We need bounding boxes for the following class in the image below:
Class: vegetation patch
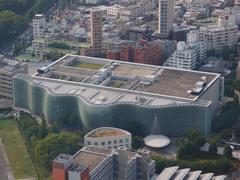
[0,118,36,179]
[70,61,104,70]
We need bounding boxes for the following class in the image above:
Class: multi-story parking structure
[13,54,224,137]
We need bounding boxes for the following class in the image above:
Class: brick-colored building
[120,44,134,62]
[106,49,121,60]
[134,40,163,65]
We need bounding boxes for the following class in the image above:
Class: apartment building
[165,41,197,70]
[187,31,207,65]
[52,146,155,180]
[197,15,238,52]
[0,55,27,100]
[32,14,46,39]
[90,8,103,57]
[158,0,174,38]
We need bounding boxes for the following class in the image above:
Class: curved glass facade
[13,78,212,137]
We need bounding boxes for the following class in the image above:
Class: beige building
[158,0,174,38]
[197,16,238,52]
[84,127,132,150]
[32,14,46,40]
[90,8,103,57]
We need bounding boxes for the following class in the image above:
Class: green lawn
[70,61,104,70]
[16,54,42,62]
[0,118,37,179]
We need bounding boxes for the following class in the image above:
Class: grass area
[70,61,104,70]
[0,118,37,179]
[46,47,76,54]
[111,80,123,88]
[16,54,41,62]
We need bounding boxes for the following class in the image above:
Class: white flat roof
[144,134,170,148]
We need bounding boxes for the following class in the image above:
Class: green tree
[45,50,64,61]
[209,143,217,155]
[50,123,61,133]
[224,145,232,159]
[126,121,146,137]
[132,136,144,150]
[234,80,240,90]
[34,132,80,171]
[48,42,71,49]
[235,128,240,139]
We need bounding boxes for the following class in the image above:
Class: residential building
[128,26,153,41]
[32,14,46,39]
[187,31,207,65]
[235,0,240,5]
[13,54,224,137]
[103,38,134,54]
[90,8,103,57]
[165,41,197,70]
[120,44,134,62]
[52,146,155,180]
[107,49,121,60]
[158,0,174,38]
[0,55,27,100]
[84,127,132,150]
[134,40,163,65]
[197,16,238,53]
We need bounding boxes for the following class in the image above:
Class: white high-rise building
[158,0,174,38]
[187,31,207,65]
[32,14,46,39]
[90,8,103,57]
[165,41,197,70]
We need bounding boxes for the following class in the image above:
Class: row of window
[87,138,129,146]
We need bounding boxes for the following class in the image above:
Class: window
[125,138,128,143]
[87,141,92,145]
[114,140,117,144]
[101,142,105,146]
[119,139,123,143]
[108,141,111,145]
[94,142,98,146]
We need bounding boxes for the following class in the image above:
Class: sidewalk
[0,138,15,180]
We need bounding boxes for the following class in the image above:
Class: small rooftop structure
[85,127,131,138]
[144,134,170,148]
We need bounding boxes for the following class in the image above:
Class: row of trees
[153,155,232,175]
[0,0,75,50]
[0,0,35,15]
[48,42,71,49]
[207,45,236,61]
[0,11,27,48]
[212,98,239,132]
[17,113,81,178]
[176,130,206,159]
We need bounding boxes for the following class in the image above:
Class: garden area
[70,61,104,70]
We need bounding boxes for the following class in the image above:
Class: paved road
[0,139,14,180]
